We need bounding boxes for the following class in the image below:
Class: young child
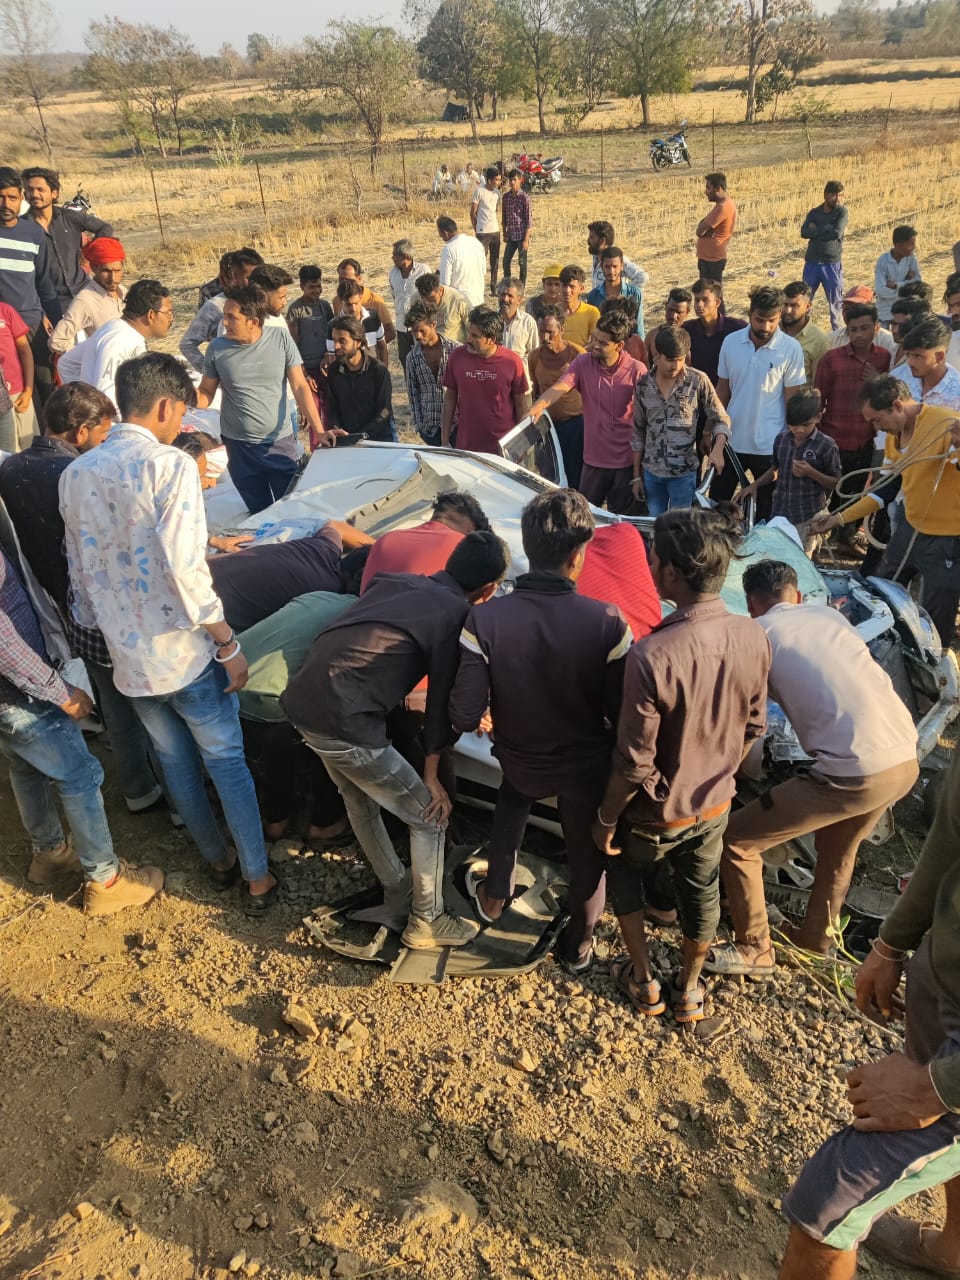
[739,387,841,554]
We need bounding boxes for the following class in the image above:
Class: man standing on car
[440,306,527,457]
[801,179,847,330]
[500,169,532,290]
[707,559,919,978]
[695,172,737,285]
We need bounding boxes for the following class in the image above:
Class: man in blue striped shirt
[0,166,61,407]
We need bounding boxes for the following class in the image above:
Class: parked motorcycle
[64,187,93,214]
[514,152,564,193]
[649,122,691,171]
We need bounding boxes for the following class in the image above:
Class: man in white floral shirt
[60,353,277,916]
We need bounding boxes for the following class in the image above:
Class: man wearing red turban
[50,237,127,358]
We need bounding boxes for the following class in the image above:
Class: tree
[413,0,503,144]
[727,0,824,124]
[0,0,58,159]
[829,0,882,44]
[615,0,711,126]
[84,20,203,157]
[217,43,244,83]
[497,0,562,135]
[246,33,272,66]
[287,25,414,172]
[555,0,618,124]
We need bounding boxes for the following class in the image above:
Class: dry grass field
[0,64,957,1280]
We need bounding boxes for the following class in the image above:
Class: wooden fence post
[148,169,166,246]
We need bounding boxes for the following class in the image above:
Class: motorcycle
[649,121,691,171]
[64,187,93,214]
[514,152,564,194]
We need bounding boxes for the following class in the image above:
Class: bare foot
[248,873,277,896]
[306,820,350,842]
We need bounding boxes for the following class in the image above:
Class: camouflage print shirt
[631,365,729,478]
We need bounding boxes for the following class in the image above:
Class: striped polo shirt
[0,219,58,327]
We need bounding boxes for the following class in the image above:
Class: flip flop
[611,954,666,1016]
[465,868,499,925]
[703,941,777,981]
[864,1215,960,1278]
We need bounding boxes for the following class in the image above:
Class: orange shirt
[696,197,737,262]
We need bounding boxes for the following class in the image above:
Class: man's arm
[324,519,375,550]
[631,384,647,483]
[373,297,396,346]
[288,365,340,446]
[622,257,648,288]
[530,373,576,421]
[793,459,838,491]
[34,236,62,324]
[195,374,220,409]
[180,304,220,372]
[13,334,34,413]
[470,195,480,231]
[521,194,532,248]
[448,621,491,734]
[77,209,113,238]
[593,654,660,854]
[375,336,389,366]
[695,204,723,238]
[438,245,451,287]
[0,599,72,708]
[440,386,458,446]
[353,362,392,438]
[715,376,731,409]
[512,390,528,424]
[48,296,84,354]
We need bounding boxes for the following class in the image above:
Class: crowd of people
[1,158,960,1280]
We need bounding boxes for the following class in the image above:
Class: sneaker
[401,912,479,950]
[27,843,81,886]
[83,861,164,915]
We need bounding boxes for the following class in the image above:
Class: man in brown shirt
[593,509,771,1023]
[528,304,585,487]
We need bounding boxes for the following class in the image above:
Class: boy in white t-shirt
[470,167,502,296]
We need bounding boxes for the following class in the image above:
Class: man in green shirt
[779,745,960,1280]
[238,582,358,846]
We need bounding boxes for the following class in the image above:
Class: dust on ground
[0,722,944,1280]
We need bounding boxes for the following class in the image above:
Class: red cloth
[442,344,527,455]
[578,523,661,641]
[360,520,464,594]
[0,302,29,395]
[81,237,125,265]
[815,343,891,452]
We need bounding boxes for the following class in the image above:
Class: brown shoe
[83,861,164,915]
[27,842,81,886]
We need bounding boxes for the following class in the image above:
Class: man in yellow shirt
[812,374,960,645]
[560,265,600,348]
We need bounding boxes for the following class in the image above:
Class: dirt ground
[0,742,943,1280]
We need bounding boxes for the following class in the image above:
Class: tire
[683,147,692,166]
[651,151,669,171]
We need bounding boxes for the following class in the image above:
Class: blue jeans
[643,469,697,517]
[132,662,268,882]
[299,731,446,921]
[802,261,844,330]
[86,660,162,809]
[0,702,118,883]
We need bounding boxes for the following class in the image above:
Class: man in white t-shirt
[710,283,806,521]
[56,279,174,408]
[436,215,486,307]
[470,166,502,296]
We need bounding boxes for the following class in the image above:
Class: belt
[635,801,731,833]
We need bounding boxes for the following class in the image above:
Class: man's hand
[60,685,94,721]
[307,375,319,393]
[221,650,249,694]
[847,1053,946,1132]
[630,475,645,499]
[947,419,960,450]
[737,481,757,504]
[708,440,727,474]
[477,710,494,737]
[591,818,621,857]
[809,510,841,534]
[855,945,905,1023]
[13,388,32,413]
[792,458,814,478]
[421,777,452,825]
[315,428,347,448]
[208,534,254,554]
[42,316,52,335]
[529,401,545,423]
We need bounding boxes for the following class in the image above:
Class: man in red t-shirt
[0,301,36,454]
[441,305,528,455]
[360,491,491,593]
[578,522,661,641]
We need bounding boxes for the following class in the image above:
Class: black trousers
[880,522,960,648]
[709,451,774,522]
[503,241,528,287]
[241,719,345,828]
[29,322,55,410]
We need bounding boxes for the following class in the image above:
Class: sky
[54,0,849,57]
[54,0,408,56]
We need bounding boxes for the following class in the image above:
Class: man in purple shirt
[683,278,747,386]
[592,508,771,1025]
[0,549,162,914]
[530,308,646,514]
[450,489,632,972]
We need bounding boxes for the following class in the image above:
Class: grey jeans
[300,732,446,921]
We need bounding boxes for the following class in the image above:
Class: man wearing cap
[49,239,127,356]
[828,286,898,357]
[526,264,564,323]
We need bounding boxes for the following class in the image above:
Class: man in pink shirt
[359,491,491,593]
[530,308,646,513]
[441,306,528,456]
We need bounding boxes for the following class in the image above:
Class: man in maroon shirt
[359,491,491,593]
[440,306,528,455]
[814,301,890,537]
[592,508,770,1024]
[450,490,632,971]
